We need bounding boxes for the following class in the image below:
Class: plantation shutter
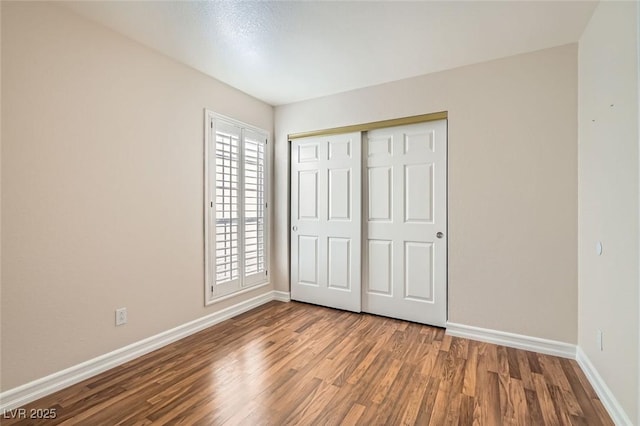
[243,130,267,285]
[214,121,242,294]
[209,116,268,300]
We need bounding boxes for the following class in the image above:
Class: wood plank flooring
[2,301,612,425]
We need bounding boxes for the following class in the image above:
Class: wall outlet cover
[115,308,127,326]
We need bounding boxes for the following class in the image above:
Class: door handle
[436,232,444,239]
[292,226,298,232]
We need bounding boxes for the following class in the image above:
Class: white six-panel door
[363,120,447,326]
[290,132,362,312]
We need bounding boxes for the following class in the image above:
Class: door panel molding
[363,120,447,326]
[290,132,362,312]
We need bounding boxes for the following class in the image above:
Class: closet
[290,117,447,326]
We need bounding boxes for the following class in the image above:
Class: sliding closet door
[364,120,447,326]
[290,132,362,312]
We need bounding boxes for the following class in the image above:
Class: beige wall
[1,2,274,391]
[275,44,578,343]
[577,1,639,423]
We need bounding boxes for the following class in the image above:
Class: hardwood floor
[3,301,612,425]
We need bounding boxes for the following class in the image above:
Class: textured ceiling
[62,1,598,106]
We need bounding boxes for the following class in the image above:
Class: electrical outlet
[115,308,127,326]
[597,329,603,351]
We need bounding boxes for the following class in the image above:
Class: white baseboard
[446,321,576,359]
[0,290,288,412]
[576,347,633,426]
[273,290,291,302]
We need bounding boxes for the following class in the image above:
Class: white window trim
[204,109,270,306]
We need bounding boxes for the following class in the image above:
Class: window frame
[204,110,270,305]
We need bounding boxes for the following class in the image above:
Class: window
[205,112,268,303]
